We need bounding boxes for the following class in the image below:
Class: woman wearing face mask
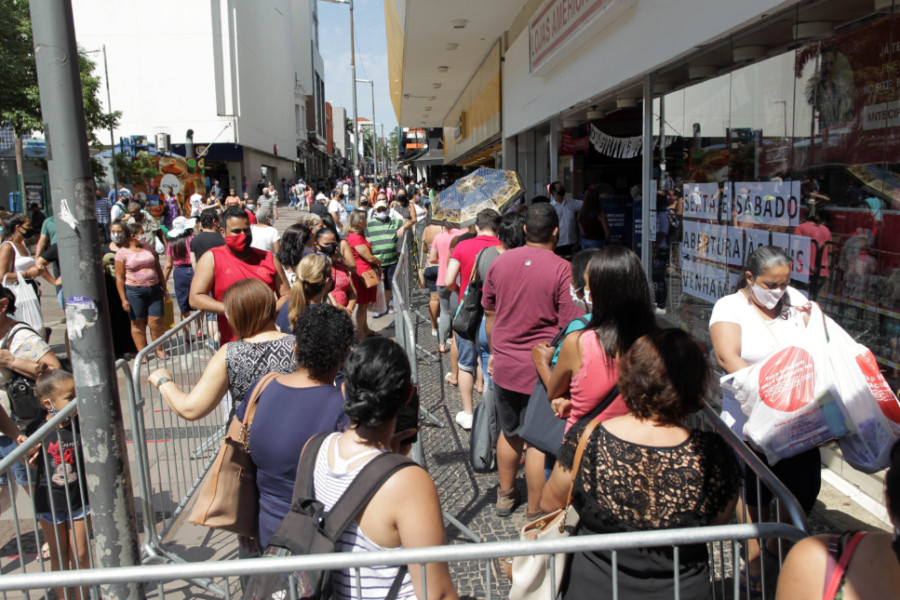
[709,244,813,594]
[533,246,658,435]
[315,228,357,318]
[0,214,56,332]
[101,220,139,358]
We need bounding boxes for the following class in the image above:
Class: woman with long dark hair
[578,188,611,249]
[535,245,657,433]
[0,213,56,333]
[275,223,311,286]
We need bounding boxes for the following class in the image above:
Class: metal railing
[0,522,807,599]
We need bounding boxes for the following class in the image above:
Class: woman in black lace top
[542,329,741,599]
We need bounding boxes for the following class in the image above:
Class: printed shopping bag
[4,272,43,333]
[723,304,853,464]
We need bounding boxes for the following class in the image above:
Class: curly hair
[619,329,709,425]
[342,337,411,429]
[294,303,356,382]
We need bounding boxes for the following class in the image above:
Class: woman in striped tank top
[313,337,458,600]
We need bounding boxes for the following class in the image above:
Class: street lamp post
[83,46,118,197]
[320,0,361,203]
[356,78,375,178]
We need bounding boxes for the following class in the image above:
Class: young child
[32,370,91,600]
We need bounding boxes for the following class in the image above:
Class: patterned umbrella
[430,167,524,228]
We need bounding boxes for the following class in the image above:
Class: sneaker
[654,306,667,315]
[455,411,473,430]
[431,328,438,337]
[496,487,520,517]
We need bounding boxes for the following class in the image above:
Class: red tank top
[210,246,278,343]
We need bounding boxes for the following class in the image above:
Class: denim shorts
[0,434,35,486]
[37,504,91,524]
[456,335,477,373]
[381,262,398,292]
[125,284,164,320]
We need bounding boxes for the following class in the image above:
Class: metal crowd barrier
[0,522,807,599]
[127,312,225,595]
[0,360,133,600]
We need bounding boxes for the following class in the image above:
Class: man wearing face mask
[366,197,413,317]
[391,189,417,225]
[189,206,290,344]
[549,181,582,258]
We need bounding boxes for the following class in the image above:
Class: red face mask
[225,232,251,254]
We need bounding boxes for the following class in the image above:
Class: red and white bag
[722,304,853,465]
[820,315,900,473]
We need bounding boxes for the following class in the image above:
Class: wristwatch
[155,377,171,388]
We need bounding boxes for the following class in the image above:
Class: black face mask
[319,244,337,256]
[19,226,33,237]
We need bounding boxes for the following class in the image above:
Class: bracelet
[155,377,171,388]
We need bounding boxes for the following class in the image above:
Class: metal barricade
[0,522,808,599]
[126,311,225,595]
[0,360,131,600]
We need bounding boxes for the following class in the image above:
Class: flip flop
[371,311,386,318]
[155,352,171,361]
[739,570,763,597]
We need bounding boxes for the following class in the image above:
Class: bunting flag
[588,124,674,159]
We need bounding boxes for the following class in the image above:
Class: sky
[318,0,399,139]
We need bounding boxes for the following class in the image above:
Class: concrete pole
[28,2,144,598]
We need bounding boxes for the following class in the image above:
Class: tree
[0,0,121,204]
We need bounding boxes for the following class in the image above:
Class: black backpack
[244,433,416,600]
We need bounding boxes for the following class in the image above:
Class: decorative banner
[588,124,675,159]
[681,258,731,304]
[733,180,802,228]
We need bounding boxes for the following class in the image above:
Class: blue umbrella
[431,167,524,227]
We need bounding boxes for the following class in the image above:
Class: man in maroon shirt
[444,209,502,430]
[483,203,582,517]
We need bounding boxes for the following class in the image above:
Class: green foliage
[0,0,121,180]
[131,152,159,189]
[113,152,135,186]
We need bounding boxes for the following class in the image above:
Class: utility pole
[29,2,144,599]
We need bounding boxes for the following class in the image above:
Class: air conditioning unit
[155,133,170,153]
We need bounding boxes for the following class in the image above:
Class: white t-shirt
[328,198,347,228]
[189,193,204,217]
[709,286,809,435]
[249,225,281,254]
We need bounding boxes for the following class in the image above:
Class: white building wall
[503,0,796,138]
[72,0,306,163]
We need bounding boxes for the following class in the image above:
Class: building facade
[389,0,900,498]
[72,0,328,191]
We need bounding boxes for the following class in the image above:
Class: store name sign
[529,0,635,72]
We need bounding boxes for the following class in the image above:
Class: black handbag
[452,249,489,341]
[518,317,589,456]
[1,323,42,423]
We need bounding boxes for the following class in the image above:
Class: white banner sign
[681,259,731,304]
[733,181,803,228]
[682,220,744,266]
[683,182,732,222]
[745,227,771,258]
[727,226,745,267]
[771,231,812,284]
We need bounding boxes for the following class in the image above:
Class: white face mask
[583,288,593,313]
[110,232,123,243]
[375,211,388,221]
[750,282,786,310]
[570,283,588,313]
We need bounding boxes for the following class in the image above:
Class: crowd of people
[0,173,896,600]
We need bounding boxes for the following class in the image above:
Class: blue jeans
[477,317,491,388]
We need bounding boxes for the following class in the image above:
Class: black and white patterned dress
[225,336,296,412]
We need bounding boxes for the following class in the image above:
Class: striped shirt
[366,218,404,266]
[313,434,415,600]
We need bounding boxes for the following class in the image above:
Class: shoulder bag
[508,415,604,600]
[188,371,279,538]
[1,322,43,423]
[517,317,590,455]
[245,432,415,600]
[452,248,488,341]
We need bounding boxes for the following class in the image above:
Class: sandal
[155,352,171,361]
[445,372,458,387]
[739,569,763,597]
[371,311,386,318]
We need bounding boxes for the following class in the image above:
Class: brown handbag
[360,267,380,288]
[188,372,280,538]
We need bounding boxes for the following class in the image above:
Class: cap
[374,200,388,210]
[167,216,196,239]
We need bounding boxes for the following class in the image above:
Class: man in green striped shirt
[367,196,413,317]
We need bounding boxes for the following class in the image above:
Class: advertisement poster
[132,156,206,219]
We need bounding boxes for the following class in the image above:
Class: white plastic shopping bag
[371,281,387,314]
[722,304,852,464]
[4,272,43,333]
[821,315,900,473]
